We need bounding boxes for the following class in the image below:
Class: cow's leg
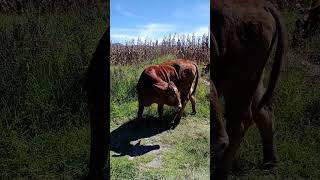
[232,119,252,171]
[158,104,164,120]
[211,82,228,163]
[253,81,278,168]
[137,101,144,120]
[214,101,249,179]
[255,107,277,169]
[253,81,278,169]
[190,94,196,115]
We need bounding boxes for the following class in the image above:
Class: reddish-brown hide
[160,59,199,125]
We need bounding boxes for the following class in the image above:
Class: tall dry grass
[110,33,210,65]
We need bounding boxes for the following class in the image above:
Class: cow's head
[153,81,182,109]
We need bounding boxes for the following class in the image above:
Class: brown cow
[136,64,182,121]
[210,0,288,179]
[160,59,199,118]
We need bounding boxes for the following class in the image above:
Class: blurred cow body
[210,0,288,179]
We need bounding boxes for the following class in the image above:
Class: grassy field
[110,56,210,179]
[0,10,106,179]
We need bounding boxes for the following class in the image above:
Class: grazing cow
[210,0,288,179]
[136,64,182,121]
[160,59,199,127]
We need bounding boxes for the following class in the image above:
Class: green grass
[0,12,104,179]
[0,126,91,179]
[110,56,210,179]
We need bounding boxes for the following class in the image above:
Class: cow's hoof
[191,111,196,115]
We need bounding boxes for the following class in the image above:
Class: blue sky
[110,0,209,43]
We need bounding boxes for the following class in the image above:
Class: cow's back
[137,65,161,104]
[160,59,198,100]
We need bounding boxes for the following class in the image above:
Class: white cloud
[115,4,142,18]
[178,26,209,38]
[193,26,209,36]
[111,34,138,40]
[111,23,176,43]
[139,23,175,38]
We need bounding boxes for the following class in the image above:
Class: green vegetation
[0,9,105,179]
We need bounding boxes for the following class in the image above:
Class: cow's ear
[172,64,180,72]
[172,64,181,79]
[153,83,167,94]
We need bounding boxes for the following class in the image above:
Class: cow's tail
[257,5,287,110]
[191,62,199,96]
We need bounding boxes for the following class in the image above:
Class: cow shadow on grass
[110,113,177,157]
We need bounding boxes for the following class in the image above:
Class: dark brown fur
[210,0,288,179]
